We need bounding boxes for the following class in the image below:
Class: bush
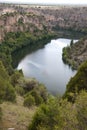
[28,97,78,130]
[0,107,2,121]
[2,81,16,102]
[24,78,38,92]
[0,60,9,80]
[15,86,25,96]
[64,61,87,102]
[16,77,40,94]
[76,91,87,130]
[34,84,48,102]
[0,61,16,102]
[11,70,23,87]
[24,82,47,106]
[24,95,35,107]
[30,90,43,105]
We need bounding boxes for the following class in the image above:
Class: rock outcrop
[0,4,87,41]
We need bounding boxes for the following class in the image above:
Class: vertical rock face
[0,4,87,42]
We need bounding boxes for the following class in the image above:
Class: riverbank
[62,36,87,69]
[0,31,56,74]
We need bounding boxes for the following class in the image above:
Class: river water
[17,38,77,95]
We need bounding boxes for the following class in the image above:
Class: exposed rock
[0,4,87,41]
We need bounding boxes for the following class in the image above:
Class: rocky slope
[0,4,87,41]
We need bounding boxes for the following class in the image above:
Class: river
[17,38,77,95]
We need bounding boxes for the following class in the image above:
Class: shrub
[0,107,2,121]
[16,77,39,94]
[0,60,9,80]
[64,61,87,102]
[29,97,78,130]
[24,78,38,92]
[3,81,16,102]
[11,70,23,87]
[30,90,43,105]
[24,83,48,106]
[24,95,35,107]
[34,84,48,102]
[28,98,60,130]
[0,61,16,102]
[15,86,25,96]
[76,91,87,130]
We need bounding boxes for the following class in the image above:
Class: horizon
[0,0,87,5]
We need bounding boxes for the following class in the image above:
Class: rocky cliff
[0,4,87,41]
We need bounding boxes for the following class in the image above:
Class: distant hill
[0,4,87,41]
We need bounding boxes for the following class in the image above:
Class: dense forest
[0,3,87,130]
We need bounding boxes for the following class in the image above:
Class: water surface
[17,38,77,95]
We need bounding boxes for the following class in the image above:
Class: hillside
[62,37,87,69]
[64,61,87,101]
[0,4,87,41]
[0,60,49,129]
[0,95,36,130]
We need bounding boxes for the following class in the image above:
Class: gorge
[0,3,87,130]
[17,38,77,95]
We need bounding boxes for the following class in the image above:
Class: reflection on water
[17,38,77,95]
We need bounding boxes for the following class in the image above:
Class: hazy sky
[0,0,87,4]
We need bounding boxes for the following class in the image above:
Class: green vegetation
[62,46,70,63]
[0,107,2,121]
[0,29,54,124]
[76,91,87,130]
[24,95,35,107]
[0,61,16,121]
[0,61,16,102]
[0,29,87,130]
[0,30,87,130]
[0,31,55,74]
[24,84,48,107]
[29,91,87,130]
[64,61,87,102]
[62,37,87,70]
[62,43,76,69]
[10,68,48,107]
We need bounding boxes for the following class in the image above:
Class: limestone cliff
[0,4,87,41]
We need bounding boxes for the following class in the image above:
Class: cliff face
[0,8,47,41]
[0,4,87,41]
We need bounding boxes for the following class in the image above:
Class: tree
[70,39,73,46]
[64,61,87,102]
[0,61,16,102]
[76,91,87,130]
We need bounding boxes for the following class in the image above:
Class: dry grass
[0,95,37,130]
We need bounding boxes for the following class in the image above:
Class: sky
[0,0,87,5]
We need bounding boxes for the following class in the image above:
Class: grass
[0,95,37,130]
